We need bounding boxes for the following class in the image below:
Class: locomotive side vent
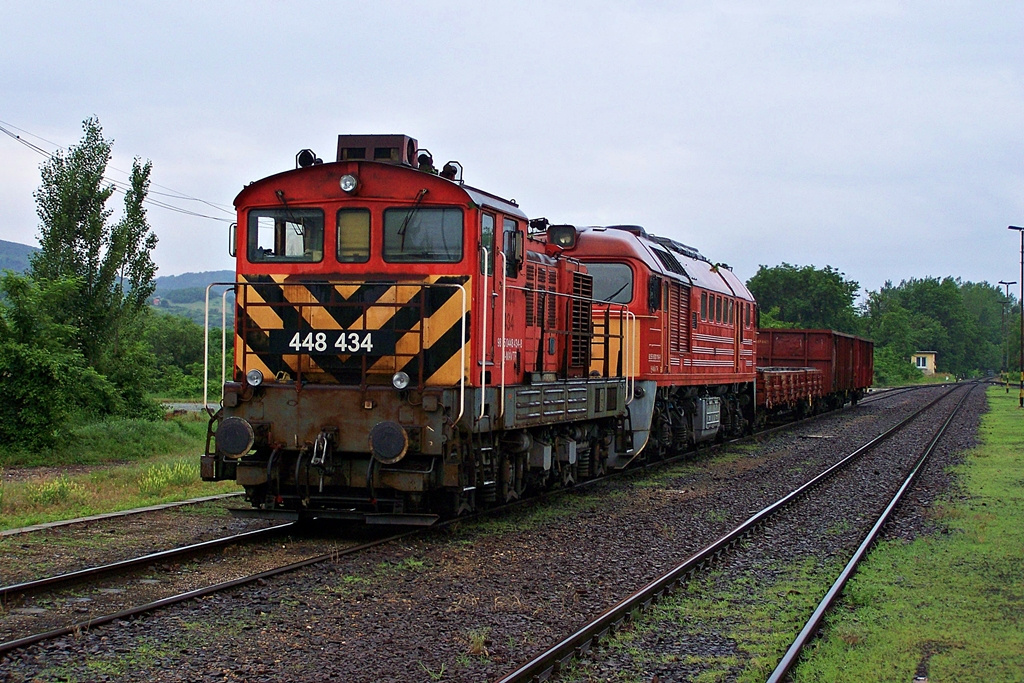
[526,264,536,326]
[545,268,556,329]
[669,284,691,354]
[570,272,593,368]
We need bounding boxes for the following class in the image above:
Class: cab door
[479,213,498,382]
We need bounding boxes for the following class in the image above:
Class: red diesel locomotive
[200,134,871,524]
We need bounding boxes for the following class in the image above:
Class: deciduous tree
[746,263,861,333]
[29,117,159,415]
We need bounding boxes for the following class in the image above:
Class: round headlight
[392,371,410,390]
[246,369,264,387]
[340,174,359,193]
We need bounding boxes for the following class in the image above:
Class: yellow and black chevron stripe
[235,274,471,387]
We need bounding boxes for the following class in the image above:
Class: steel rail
[0,528,420,658]
[493,383,963,683]
[0,523,294,603]
[766,382,976,682]
[856,383,937,405]
[0,492,244,538]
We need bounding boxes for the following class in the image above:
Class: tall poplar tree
[30,117,159,410]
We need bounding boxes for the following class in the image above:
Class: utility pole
[1008,227,1024,407]
[998,280,1015,390]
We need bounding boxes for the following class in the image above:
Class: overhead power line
[0,118,235,223]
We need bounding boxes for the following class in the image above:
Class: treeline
[0,118,223,451]
[747,263,1021,384]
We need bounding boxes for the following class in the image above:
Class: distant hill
[154,270,235,294]
[0,241,233,292]
[0,238,233,323]
[0,239,38,273]
[152,270,236,326]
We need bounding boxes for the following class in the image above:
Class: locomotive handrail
[453,283,468,424]
[203,281,239,415]
[220,287,230,401]
[501,285,634,407]
[498,251,508,419]
[622,311,630,403]
[479,247,490,421]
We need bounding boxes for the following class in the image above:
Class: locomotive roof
[235,160,527,220]
[463,185,528,220]
[572,225,755,301]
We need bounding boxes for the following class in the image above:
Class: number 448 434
[287,331,374,353]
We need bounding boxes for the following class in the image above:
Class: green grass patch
[792,386,1024,682]
[565,556,842,682]
[0,452,239,531]
[0,411,232,530]
[0,411,209,468]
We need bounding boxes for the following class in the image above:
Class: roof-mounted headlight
[392,371,410,390]
[340,174,359,194]
[246,369,264,387]
[547,224,578,249]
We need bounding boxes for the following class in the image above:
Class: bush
[0,339,123,450]
[138,461,199,496]
[873,345,924,386]
[26,474,85,506]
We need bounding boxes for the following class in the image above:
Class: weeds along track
[498,383,978,682]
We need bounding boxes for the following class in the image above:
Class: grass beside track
[0,413,239,531]
[792,385,1024,681]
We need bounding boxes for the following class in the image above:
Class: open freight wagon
[755,329,873,416]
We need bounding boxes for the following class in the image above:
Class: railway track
[495,382,975,682]
[1,387,948,678]
[0,523,411,657]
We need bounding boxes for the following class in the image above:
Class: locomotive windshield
[248,208,324,262]
[383,207,463,262]
[586,262,633,303]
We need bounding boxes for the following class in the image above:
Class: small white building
[912,351,937,375]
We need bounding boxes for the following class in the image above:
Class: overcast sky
[2,1,1022,297]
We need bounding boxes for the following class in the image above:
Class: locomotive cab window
[480,213,495,274]
[337,208,370,263]
[383,207,463,262]
[586,262,633,304]
[503,217,523,277]
[248,208,324,262]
